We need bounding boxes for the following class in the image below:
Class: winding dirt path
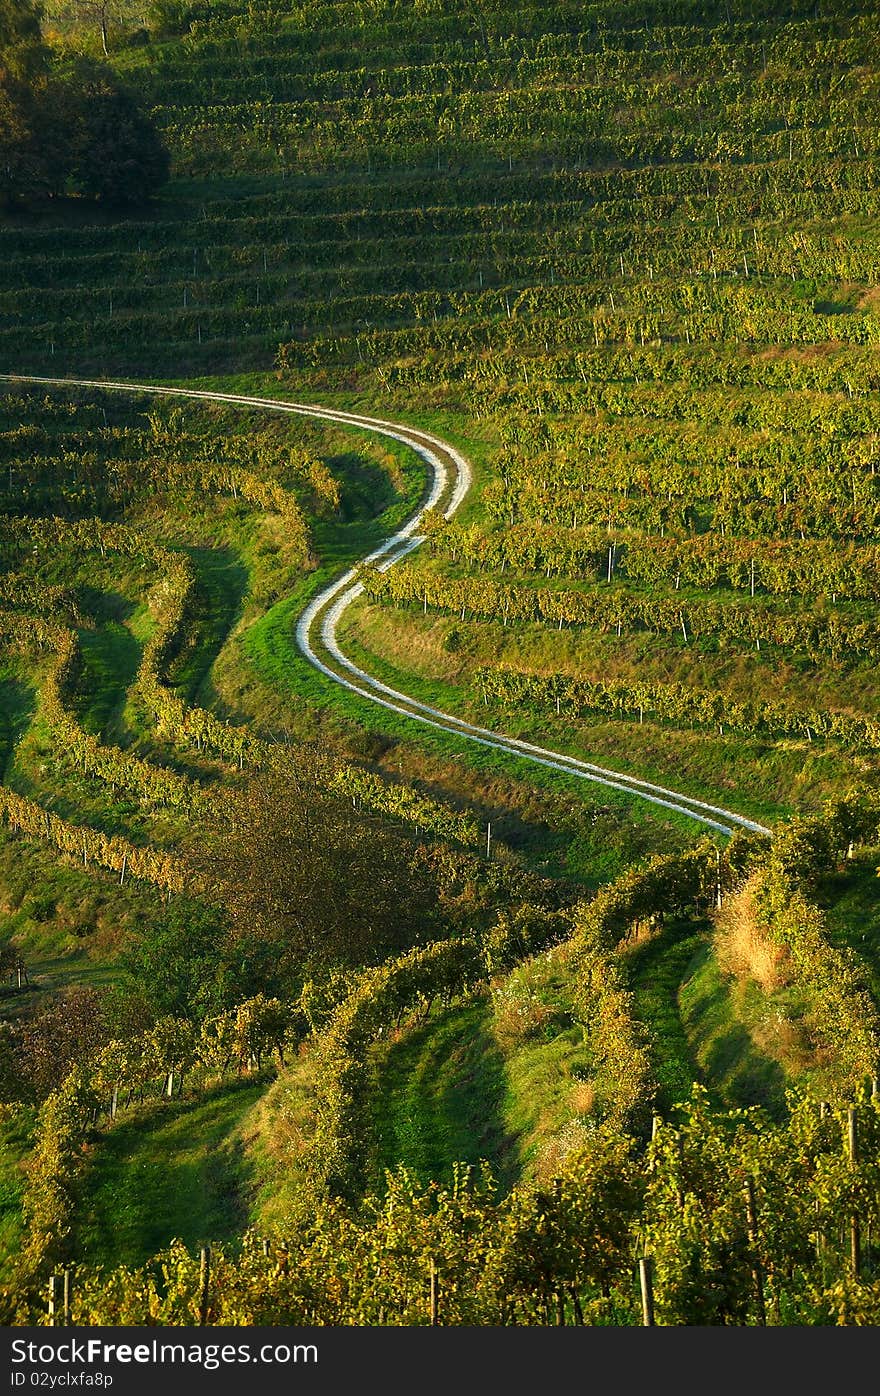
[1,375,771,837]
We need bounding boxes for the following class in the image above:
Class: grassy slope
[0,830,161,1007]
[624,924,812,1120]
[74,1082,264,1271]
[340,600,859,823]
[368,1001,520,1192]
[364,914,845,1195]
[821,850,880,1001]
[0,1109,35,1283]
[0,673,35,782]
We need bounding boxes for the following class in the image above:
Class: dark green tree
[0,79,34,200]
[0,0,46,202]
[57,58,169,203]
[147,0,198,39]
[121,899,234,1019]
[0,0,44,79]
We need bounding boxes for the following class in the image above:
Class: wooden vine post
[745,1177,766,1326]
[639,1255,655,1326]
[848,1107,861,1279]
[715,845,723,910]
[199,1245,211,1326]
[46,1270,71,1326]
[429,1257,439,1326]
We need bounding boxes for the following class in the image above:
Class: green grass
[173,545,247,708]
[624,924,708,1113]
[0,936,121,1008]
[821,849,880,1002]
[233,557,703,847]
[254,596,703,830]
[0,672,36,781]
[0,828,162,1012]
[369,1000,519,1192]
[8,703,170,842]
[75,1081,265,1270]
[624,920,822,1121]
[0,1107,35,1283]
[677,942,795,1119]
[368,951,595,1193]
[76,621,143,741]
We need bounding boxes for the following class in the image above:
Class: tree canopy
[52,56,170,202]
[0,0,44,80]
[190,751,444,985]
[0,2,168,205]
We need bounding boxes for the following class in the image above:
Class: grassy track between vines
[368,1002,519,1193]
[75,1082,264,1271]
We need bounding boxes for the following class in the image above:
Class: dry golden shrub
[715,876,791,993]
[569,1079,596,1117]
[492,995,553,1050]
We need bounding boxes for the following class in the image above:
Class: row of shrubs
[361,559,878,667]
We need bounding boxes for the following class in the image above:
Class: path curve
[1,374,772,838]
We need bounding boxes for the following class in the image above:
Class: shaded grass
[75,1081,264,1271]
[624,924,707,1113]
[0,828,162,1013]
[368,952,593,1194]
[76,622,143,742]
[0,672,35,781]
[677,943,795,1120]
[368,1000,519,1193]
[0,1108,35,1285]
[0,1105,34,1278]
[625,920,821,1121]
[172,546,248,708]
[7,701,158,841]
[820,849,880,1003]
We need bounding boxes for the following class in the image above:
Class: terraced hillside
[1,0,880,1327]
[3,0,878,820]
